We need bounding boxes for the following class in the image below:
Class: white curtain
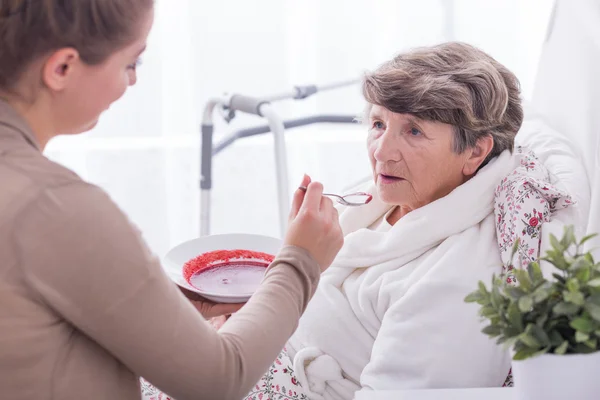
[45,0,554,257]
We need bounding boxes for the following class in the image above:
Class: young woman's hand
[283,175,344,272]
[179,286,244,319]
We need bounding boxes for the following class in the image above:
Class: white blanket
[288,151,518,400]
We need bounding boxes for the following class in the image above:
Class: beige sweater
[0,100,320,400]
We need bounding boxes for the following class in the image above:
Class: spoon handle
[298,186,342,200]
[297,186,371,206]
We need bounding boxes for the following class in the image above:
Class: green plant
[465,226,600,360]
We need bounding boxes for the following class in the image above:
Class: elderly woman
[270,41,524,399]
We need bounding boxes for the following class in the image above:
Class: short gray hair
[362,41,523,168]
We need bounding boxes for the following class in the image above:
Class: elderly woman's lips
[379,174,404,184]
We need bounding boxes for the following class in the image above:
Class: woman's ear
[42,48,80,92]
[462,135,494,176]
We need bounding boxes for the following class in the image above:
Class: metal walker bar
[199,79,360,237]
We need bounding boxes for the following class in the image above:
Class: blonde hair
[362,42,523,167]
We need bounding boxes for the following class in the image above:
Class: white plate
[163,233,282,303]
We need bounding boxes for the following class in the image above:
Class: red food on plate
[183,250,275,295]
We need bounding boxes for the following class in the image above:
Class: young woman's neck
[1,92,55,151]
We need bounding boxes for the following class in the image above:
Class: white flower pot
[511,352,600,400]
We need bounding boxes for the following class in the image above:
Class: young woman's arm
[16,182,321,400]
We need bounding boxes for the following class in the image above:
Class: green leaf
[482,325,503,337]
[588,294,600,306]
[553,301,580,316]
[552,273,567,284]
[571,256,593,272]
[536,313,549,328]
[555,340,569,355]
[590,287,600,296]
[513,347,549,361]
[528,262,544,283]
[478,281,490,295]
[585,252,595,266]
[515,269,533,292]
[505,326,523,338]
[480,306,499,319]
[564,291,585,306]
[543,250,557,264]
[546,247,559,258]
[507,302,524,332]
[506,287,526,300]
[580,233,598,247]
[518,295,534,312]
[532,285,551,304]
[570,317,595,333]
[577,267,591,283]
[490,285,503,309]
[588,278,600,288]
[576,331,590,343]
[549,330,564,346]
[519,327,542,349]
[550,234,562,252]
[465,291,484,303]
[584,302,600,322]
[552,254,570,271]
[530,324,551,347]
[510,239,521,261]
[566,278,580,293]
[584,338,597,349]
[500,336,519,351]
[573,343,598,354]
[513,348,535,361]
[561,225,576,249]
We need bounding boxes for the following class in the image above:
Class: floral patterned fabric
[495,147,573,286]
[494,146,574,387]
[140,147,574,397]
[140,378,174,400]
[140,347,304,400]
[242,347,307,400]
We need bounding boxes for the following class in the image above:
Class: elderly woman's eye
[372,121,384,130]
[410,127,422,136]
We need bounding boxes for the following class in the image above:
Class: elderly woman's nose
[373,132,401,162]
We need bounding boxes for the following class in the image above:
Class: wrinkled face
[51,8,154,134]
[367,105,473,211]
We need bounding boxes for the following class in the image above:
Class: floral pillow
[494,146,574,387]
[495,146,573,285]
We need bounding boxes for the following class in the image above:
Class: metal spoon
[298,186,372,206]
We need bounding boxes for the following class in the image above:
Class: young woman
[0,1,343,399]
